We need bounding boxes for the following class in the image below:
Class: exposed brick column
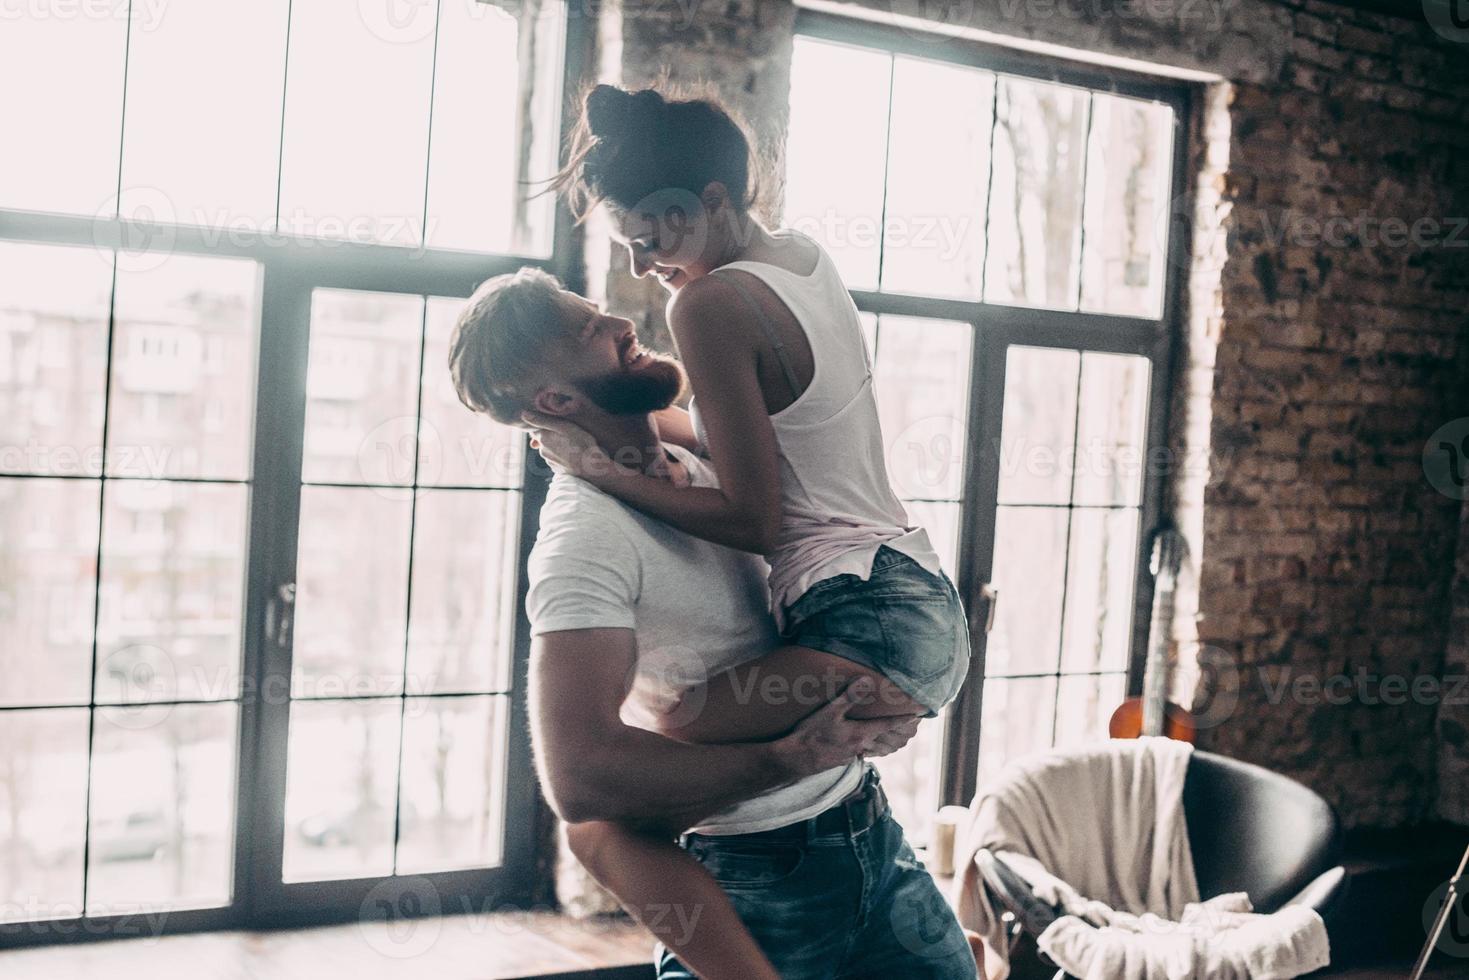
[1165,82,1231,728]
[583,0,798,354]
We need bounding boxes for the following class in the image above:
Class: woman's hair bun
[585,84,665,141]
[551,81,762,220]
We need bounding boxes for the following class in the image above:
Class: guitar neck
[1140,583,1176,737]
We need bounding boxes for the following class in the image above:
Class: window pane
[1060,508,1140,674]
[292,487,412,699]
[0,480,99,707]
[986,506,1066,678]
[874,316,972,502]
[0,708,90,922]
[302,290,425,486]
[425,1,565,255]
[1080,95,1174,318]
[784,38,892,290]
[118,0,289,229]
[881,57,993,299]
[395,695,507,873]
[86,702,238,913]
[277,2,434,246]
[0,242,112,477]
[977,676,1056,788]
[870,712,943,845]
[1072,352,1150,507]
[282,699,401,882]
[904,500,960,578]
[407,490,520,695]
[984,78,1089,310]
[0,15,126,216]
[1053,673,1126,749]
[997,346,1080,506]
[107,255,262,480]
[419,298,524,489]
[95,482,249,704]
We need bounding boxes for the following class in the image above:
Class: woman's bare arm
[652,405,701,454]
[531,276,785,554]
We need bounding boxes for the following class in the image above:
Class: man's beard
[576,356,687,415]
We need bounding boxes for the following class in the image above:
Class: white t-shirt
[526,444,862,835]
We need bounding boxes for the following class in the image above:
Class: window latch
[981,583,999,634]
[266,582,297,651]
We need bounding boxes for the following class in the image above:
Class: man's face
[550,293,686,416]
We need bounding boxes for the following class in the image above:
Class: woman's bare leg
[566,820,781,980]
[572,646,923,980]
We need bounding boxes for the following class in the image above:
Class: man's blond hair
[448,268,588,426]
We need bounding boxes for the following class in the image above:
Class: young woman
[533,84,972,979]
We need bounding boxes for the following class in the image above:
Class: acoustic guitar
[1108,523,1196,742]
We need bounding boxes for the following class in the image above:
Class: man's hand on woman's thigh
[771,678,922,778]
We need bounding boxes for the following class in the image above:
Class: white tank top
[689,230,944,628]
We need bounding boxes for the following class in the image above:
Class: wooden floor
[0,911,653,980]
[2,909,1467,979]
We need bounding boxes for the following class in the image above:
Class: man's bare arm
[530,627,916,829]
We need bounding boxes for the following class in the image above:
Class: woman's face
[612,187,731,293]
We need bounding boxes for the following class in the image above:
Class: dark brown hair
[552,82,764,221]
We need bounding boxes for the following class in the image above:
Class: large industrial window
[785,12,1189,843]
[0,0,577,944]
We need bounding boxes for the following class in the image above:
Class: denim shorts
[781,545,971,716]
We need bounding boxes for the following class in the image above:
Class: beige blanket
[952,738,1199,979]
[1037,892,1329,980]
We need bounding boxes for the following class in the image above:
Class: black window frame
[791,10,1194,809]
[0,4,592,948]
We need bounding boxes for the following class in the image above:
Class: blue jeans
[654,776,974,979]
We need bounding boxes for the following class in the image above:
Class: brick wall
[1198,38,1469,825]
[588,0,1469,828]
[1438,494,1469,822]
